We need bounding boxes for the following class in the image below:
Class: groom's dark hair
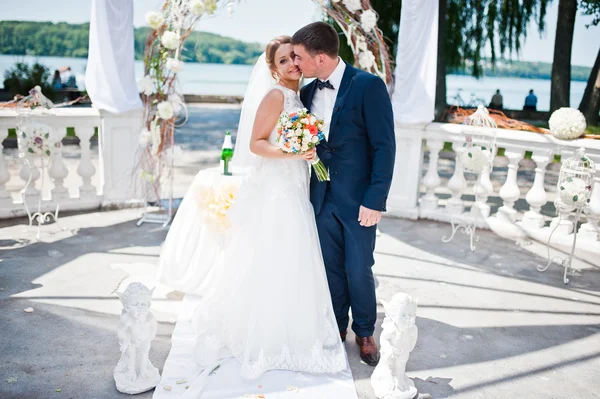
[292,22,339,58]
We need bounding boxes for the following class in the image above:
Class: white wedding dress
[190,85,346,380]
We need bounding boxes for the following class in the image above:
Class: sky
[1,0,599,67]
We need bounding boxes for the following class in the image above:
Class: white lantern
[555,148,595,211]
[461,105,497,174]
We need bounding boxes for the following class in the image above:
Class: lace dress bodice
[247,85,310,198]
[267,85,305,144]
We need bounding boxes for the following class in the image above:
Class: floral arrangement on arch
[138,0,229,195]
[321,0,393,84]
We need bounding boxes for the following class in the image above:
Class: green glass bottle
[220,131,233,176]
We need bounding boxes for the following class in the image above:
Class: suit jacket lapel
[304,80,318,113]
[328,64,357,143]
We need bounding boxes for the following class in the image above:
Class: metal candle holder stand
[442,106,497,252]
[20,156,64,241]
[537,207,584,284]
[16,112,66,241]
[537,147,595,285]
[137,136,175,229]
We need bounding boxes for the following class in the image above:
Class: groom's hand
[358,206,382,227]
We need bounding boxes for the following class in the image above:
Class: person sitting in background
[62,67,78,89]
[489,89,503,110]
[523,89,537,111]
[51,70,64,90]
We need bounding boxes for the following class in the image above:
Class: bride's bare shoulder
[257,88,284,111]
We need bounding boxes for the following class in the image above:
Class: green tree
[3,61,55,99]
[578,1,600,125]
[550,0,578,111]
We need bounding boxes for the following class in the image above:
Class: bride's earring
[274,74,281,83]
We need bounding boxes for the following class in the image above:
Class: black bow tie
[316,80,335,90]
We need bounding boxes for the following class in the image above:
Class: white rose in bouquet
[190,0,205,16]
[138,75,155,96]
[157,101,174,120]
[166,58,184,72]
[145,11,164,29]
[161,31,180,50]
[361,9,378,32]
[548,107,587,140]
[358,50,376,69]
[343,0,362,12]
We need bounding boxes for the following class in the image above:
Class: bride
[164,35,347,381]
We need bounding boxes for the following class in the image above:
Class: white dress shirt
[310,58,346,141]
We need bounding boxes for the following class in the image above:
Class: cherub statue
[113,282,161,394]
[371,293,418,399]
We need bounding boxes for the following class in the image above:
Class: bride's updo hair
[265,35,293,76]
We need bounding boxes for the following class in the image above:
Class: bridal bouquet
[276,108,329,181]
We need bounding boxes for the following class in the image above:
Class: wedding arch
[136,0,394,196]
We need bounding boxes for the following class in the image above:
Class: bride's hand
[294,148,316,162]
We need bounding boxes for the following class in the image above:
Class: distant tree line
[0,21,263,65]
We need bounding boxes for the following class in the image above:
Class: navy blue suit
[300,63,395,337]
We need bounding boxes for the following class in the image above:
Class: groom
[292,22,396,366]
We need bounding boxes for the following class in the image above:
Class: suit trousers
[315,185,377,337]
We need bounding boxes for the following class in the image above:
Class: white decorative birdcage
[15,87,66,240]
[442,105,497,251]
[555,149,595,211]
[538,148,595,284]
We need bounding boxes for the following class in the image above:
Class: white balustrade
[471,163,494,219]
[49,127,69,201]
[0,107,143,219]
[579,165,600,241]
[497,149,523,223]
[522,151,552,228]
[420,138,444,213]
[446,139,466,215]
[77,126,97,199]
[385,122,600,257]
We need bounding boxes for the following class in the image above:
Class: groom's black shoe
[340,329,347,343]
[355,336,380,366]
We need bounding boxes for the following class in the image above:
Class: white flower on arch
[360,9,378,32]
[161,31,181,50]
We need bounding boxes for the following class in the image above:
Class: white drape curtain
[391,0,439,124]
[85,0,142,114]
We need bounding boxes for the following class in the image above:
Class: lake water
[0,54,587,111]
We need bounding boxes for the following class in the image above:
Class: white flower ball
[558,177,588,207]
[361,9,378,32]
[161,31,180,50]
[145,11,164,29]
[548,107,587,140]
[166,58,184,72]
[138,75,155,96]
[358,50,376,69]
[157,101,174,120]
[343,0,362,12]
[461,146,491,173]
[190,0,205,16]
